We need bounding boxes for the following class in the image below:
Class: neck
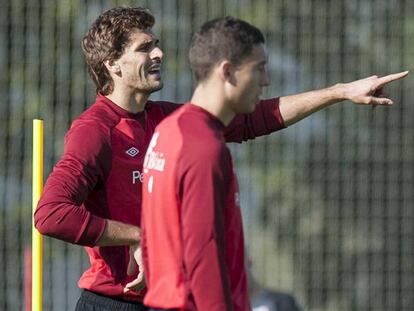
[190,81,235,126]
[105,86,149,113]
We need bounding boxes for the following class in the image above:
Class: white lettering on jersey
[148,175,154,193]
[132,170,144,184]
[144,132,165,173]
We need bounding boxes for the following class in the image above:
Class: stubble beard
[138,79,163,95]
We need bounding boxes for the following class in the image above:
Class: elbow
[34,202,102,246]
[34,211,52,236]
[34,203,57,237]
[34,212,67,241]
[34,223,48,236]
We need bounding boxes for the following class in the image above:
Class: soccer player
[141,17,407,310]
[34,7,288,311]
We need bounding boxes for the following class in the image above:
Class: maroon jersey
[142,104,282,310]
[34,94,284,301]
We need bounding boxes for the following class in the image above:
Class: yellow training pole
[32,119,44,311]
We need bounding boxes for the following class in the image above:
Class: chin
[148,82,164,93]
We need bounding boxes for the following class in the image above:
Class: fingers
[123,274,146,293]
[125,244,145,292]
[374,71,409,88]
[369,96,393,106]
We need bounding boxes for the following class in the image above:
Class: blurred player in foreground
[141,16,407,311]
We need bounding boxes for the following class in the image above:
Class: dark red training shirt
[142,104,283,310]
[34,94,284,301]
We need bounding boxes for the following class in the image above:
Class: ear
[218,60,236,85]
[104,59,121,74]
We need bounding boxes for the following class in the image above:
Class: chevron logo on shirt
[126,147,139,157]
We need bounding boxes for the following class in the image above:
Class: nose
[262,69,270,87]
[151,46,163,61]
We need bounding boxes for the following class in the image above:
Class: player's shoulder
[70,96,126,134]
[177,106,225,157]
[78,98,118,124]
[151,103,225,145]
[66,105,114,146]
[155,105,206,132]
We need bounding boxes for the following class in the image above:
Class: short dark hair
[189,16,265,82]
[81,7,155,95]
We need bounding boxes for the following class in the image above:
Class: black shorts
[75,290,148,311]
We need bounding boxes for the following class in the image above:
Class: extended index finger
[375,71,409,88]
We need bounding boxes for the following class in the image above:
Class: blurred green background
[0,0,413,310]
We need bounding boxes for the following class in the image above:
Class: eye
[135,40,160,53]
[257,64,266,72]
[136,43,152,52]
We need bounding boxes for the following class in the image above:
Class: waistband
[80,290,147,311]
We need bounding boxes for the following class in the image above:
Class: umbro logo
[126,147,139,157]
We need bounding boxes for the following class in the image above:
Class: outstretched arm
[279,71,409,126]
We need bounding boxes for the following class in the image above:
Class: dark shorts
[75,290,148,311]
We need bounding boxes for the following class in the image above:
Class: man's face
[115,28,164,94]
[228,43,270,114]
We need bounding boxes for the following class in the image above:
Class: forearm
[279,83,346,126]
[280,71,409,126]
[35,199,106,246]
[97,219,140,246]
[36,195,139,247]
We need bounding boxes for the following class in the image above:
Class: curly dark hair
[82,7,155,95]
[189,16,265,82]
